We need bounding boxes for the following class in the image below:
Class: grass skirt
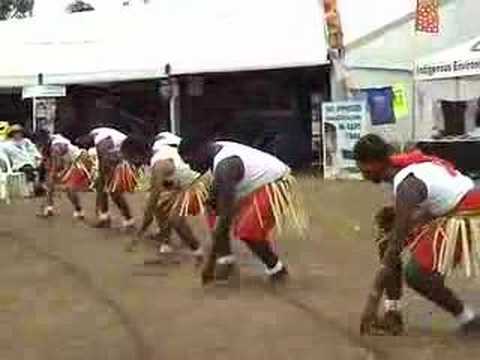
[105,161,138,193]
[59,151,95,191]
[158,172,213,217]
[407,211,480,278]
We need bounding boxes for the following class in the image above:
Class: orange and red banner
[323,0,344,50]
[416,0,439,33]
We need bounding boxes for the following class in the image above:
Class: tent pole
[169,77,180,135]
[32,97,37,132]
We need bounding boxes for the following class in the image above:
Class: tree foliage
[0,0,34,20]
[66,0,94,14]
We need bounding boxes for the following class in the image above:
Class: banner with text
[322,101,366,179]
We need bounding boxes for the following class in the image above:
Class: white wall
[341,0,480,142]
[346,0,480,71]
[339,0,415,45]
[347,68,413,145]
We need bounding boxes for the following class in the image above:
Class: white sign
[322,101,366,179]
[415,38,480,80]
[22,85,66,99]
[416,59,480,80]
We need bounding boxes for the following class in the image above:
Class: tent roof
[415,35,480,81]
[0,7,168,87]
[340,0,415,45]
[163,0,328,75]
[0,0,328,88]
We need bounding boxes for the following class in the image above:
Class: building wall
[346,68,414,145]
[346,0,480,71]
[339,0,480,143]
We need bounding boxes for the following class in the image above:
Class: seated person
[3,124,42,195]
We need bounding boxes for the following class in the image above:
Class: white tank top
[51,134,81,160]
[90,127,127,152]
[151,142,198,186]
[213,141,290,198]
[393,162,474,216]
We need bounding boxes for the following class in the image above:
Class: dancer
[354,134,480,336]
[178,137,306,285]
[121,132,204,261]
[33,131,93,219]
[77,127,136,228]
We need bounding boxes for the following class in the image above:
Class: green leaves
[0,0,34,20]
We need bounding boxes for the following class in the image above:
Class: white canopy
[0,0,328,88]
[165,0,328,75]
[0,7,168,87]
[415,35,480,81]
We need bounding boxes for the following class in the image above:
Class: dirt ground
[1,179,480,360]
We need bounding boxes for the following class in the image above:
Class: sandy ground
[1,179,480,360]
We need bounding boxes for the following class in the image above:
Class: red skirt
[60,164,92,191]
[407,189,480,273]
[47,154,93,191]
[208,185,276,244]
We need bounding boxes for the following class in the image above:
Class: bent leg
[65,188,83,213]
[404,259,464,317]
[170,215,200,251]
[110,191,133,221]
[95,173,109,215]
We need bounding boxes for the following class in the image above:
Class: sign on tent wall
[22,85,66,133]
[322,101,367,179]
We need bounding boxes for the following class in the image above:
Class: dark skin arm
[201,156,244,282]
[361,174,428,333]
[212,156,244,253]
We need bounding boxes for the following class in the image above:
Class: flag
[323,0,344,50]
[358,87,396,126]
[416,0,439,33]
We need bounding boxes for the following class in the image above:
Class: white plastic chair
[0,150,28,204]
[0,152,8,203]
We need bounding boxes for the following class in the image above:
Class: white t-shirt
[90,127,127,152]
[150,141,198,186]
[213,141,290,198]
[393,162,474,216]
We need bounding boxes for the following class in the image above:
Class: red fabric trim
[390,150,457,176]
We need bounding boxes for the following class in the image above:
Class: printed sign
[322,101,367,179]
[22,85,66,99]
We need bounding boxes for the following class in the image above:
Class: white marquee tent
[414,35,480,138]
[0,0,329,88]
